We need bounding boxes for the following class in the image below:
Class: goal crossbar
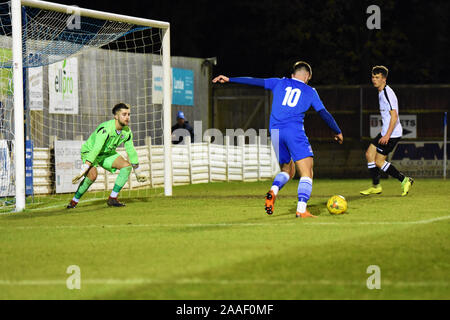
[21,0,170,29]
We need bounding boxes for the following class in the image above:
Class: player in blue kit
[213,61,343,218]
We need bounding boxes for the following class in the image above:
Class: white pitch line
[0,222,297,230]
[0,278,448,288]
[1,215,450,230]
[306,215,450,226]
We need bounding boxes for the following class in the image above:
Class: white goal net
[0,0,171,211]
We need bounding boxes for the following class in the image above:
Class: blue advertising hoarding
[172,68,194,106]
[152,66,194,106]
[25,140,33,196]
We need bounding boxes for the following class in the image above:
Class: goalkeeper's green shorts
[81,152,121,173]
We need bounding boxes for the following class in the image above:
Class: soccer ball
[327,195,347,215]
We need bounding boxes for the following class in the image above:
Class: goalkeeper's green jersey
[81,119,139,165]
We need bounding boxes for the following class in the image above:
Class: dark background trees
[55,0,449,85]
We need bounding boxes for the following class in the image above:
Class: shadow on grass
[1,197,153,221]
[242,193,402,220]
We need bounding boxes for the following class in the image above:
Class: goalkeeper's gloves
[133,165,148,183]
[72,163,91,184]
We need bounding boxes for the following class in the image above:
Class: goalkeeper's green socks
[72,177,94,203]
[110,166,132,198]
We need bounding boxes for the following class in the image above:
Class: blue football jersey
[264,78,325,129]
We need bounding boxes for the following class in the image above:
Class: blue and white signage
[152,66,194,106]
[172,68,194,106]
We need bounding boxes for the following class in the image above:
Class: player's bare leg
[295,157,316,218]
[108,156,132,207]
[265,160,294,215]
[360,144,383,195]
[67,167,98,209]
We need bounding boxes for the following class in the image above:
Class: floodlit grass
[0,179,449,299]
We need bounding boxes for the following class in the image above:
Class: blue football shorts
[270,127,314,164]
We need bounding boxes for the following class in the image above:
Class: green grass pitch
[0,179,449,300]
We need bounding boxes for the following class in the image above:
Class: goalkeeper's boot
[360,185,382,195]
[66,200,78,209]
[265,190,276,215]
[401,177,414,196]
[296,210,317,218]
[107,197,126,207]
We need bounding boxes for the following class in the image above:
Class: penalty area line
[306,215,450,226]
[0,278,447,288]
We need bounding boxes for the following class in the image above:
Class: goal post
[11,0,25,211]
[162,26,172,197]
[5,0,173,212]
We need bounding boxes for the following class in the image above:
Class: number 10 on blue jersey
[282,87,302,107]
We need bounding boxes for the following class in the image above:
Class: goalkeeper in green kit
[67,103,147,209]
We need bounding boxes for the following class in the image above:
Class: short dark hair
[372,65,389,78]
[112,103,130,115]
[292,61,312,78]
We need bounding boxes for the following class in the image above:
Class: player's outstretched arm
[213,75,266,87]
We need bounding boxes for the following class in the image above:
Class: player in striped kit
[213,61,343,218]
[360,66,414,196]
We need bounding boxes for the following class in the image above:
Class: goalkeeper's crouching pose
[67,103,148,209]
